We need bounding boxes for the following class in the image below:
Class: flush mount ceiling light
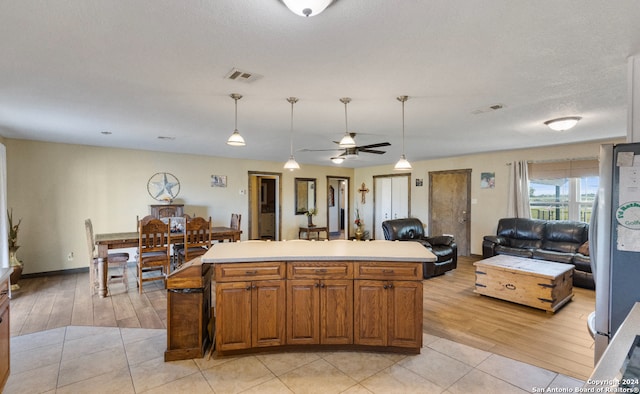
[394,95,412,171]
[544,116,581,131]
[338,97,357,148]
[227,93,246,146]
[284,97,301,171]
[282,0,333,17]
[330,157,345,164]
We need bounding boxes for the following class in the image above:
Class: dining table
[95,227,241,297]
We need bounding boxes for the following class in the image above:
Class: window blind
[528,159,599,179]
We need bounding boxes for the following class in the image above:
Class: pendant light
[226,93,246,146]
[282,0,333,17]
[339,97,356,148]
[394,95,412,170]
[284,97,301,171]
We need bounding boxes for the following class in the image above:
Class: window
[528,160,598,223]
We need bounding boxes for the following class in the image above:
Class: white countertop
[202,239,436,264]
[585,302,640,389]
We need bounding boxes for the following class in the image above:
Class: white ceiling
[1,1,639,168]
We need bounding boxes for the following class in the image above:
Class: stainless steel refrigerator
[590,142,640,363]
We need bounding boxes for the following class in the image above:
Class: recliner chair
[382,218,457,279]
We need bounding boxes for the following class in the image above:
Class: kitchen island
[200,239,435,357]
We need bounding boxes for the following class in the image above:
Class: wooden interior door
[429,169,471,256]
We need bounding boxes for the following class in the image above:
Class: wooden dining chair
[85,219,129,295]
[230,213,241,230]
[137,218,171,293]
[177,216,212,266]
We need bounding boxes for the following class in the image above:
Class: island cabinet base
[213,260,423,357]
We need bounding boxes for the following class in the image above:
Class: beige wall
[5,139,353,274]
[354,138,623,255]
[5,137,623,274]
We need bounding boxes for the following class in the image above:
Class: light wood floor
[9,255,595,380]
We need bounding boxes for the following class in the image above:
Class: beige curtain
[507,160,531,218]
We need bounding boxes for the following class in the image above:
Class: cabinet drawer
[355,262,422,281]
[215,262,286,282]
[288,262,353,279]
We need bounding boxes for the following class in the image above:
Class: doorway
[373,174,411,239]
[326,176,350,240]
[248,172,281,240]
[429,169,471,256]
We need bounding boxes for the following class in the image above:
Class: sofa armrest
[482,235,506,258]
[483,235,507,245]
[424,235,454,246]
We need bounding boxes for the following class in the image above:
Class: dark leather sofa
[482,218,593,289]
[382,218,457,279]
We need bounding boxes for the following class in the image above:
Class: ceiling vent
[472,103,505,115]
[225,68,262,83]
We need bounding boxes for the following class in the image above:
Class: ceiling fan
[299,97,391,161]
[299,133,391,159]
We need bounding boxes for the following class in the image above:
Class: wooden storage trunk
[474,255,574,313]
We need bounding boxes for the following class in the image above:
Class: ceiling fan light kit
[227,93,246,146]
[284,97,301,171]
[394,95,412,170]
[330,156,345,164]
[338,97,357,148]
[544,116,581,131]
[282,0,333,17]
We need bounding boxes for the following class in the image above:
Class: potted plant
[305,208,317,227]
[8,209,23,290]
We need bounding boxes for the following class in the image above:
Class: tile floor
[6,326,584,393]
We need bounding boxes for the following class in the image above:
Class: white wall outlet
[67,252,74,261]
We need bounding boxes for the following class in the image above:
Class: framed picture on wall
[211,175,227,187]
[481,172,495,189]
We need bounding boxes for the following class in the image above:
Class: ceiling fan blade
[358,149,387,154]
[357,142,391,149]
[298,148,343,152]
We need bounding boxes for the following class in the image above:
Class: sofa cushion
[532,249,575,264]
[497,218,546,250]
[495,245,534,258]
[541,221,588,253]
[578,241,590,256]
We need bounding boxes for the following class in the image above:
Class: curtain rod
[506,156,598,165]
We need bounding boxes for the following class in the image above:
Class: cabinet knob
[246,286,251,291]
[314,283,319,288]
[383,285,388,289]
[320,283,325,288]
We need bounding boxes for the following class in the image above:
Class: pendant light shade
[339,97,356,148]
[284,97,300,171]
[282,0,333,17]
[394,95,412,170]
[227,93,246,146]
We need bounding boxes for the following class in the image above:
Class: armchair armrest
[424,235,454,246]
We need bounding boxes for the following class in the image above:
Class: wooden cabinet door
[388,281,423,348]
[287,280,320,345]
[216,281,252,351]
[252,280,286,347]
[321,279,353,345]
[354,280,387,346]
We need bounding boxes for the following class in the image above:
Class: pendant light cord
[290,100,294,155]
[344,101,348,132]
[401,99,405,154]
[234,98,238,131]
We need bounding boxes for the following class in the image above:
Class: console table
[298,226,328,240]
